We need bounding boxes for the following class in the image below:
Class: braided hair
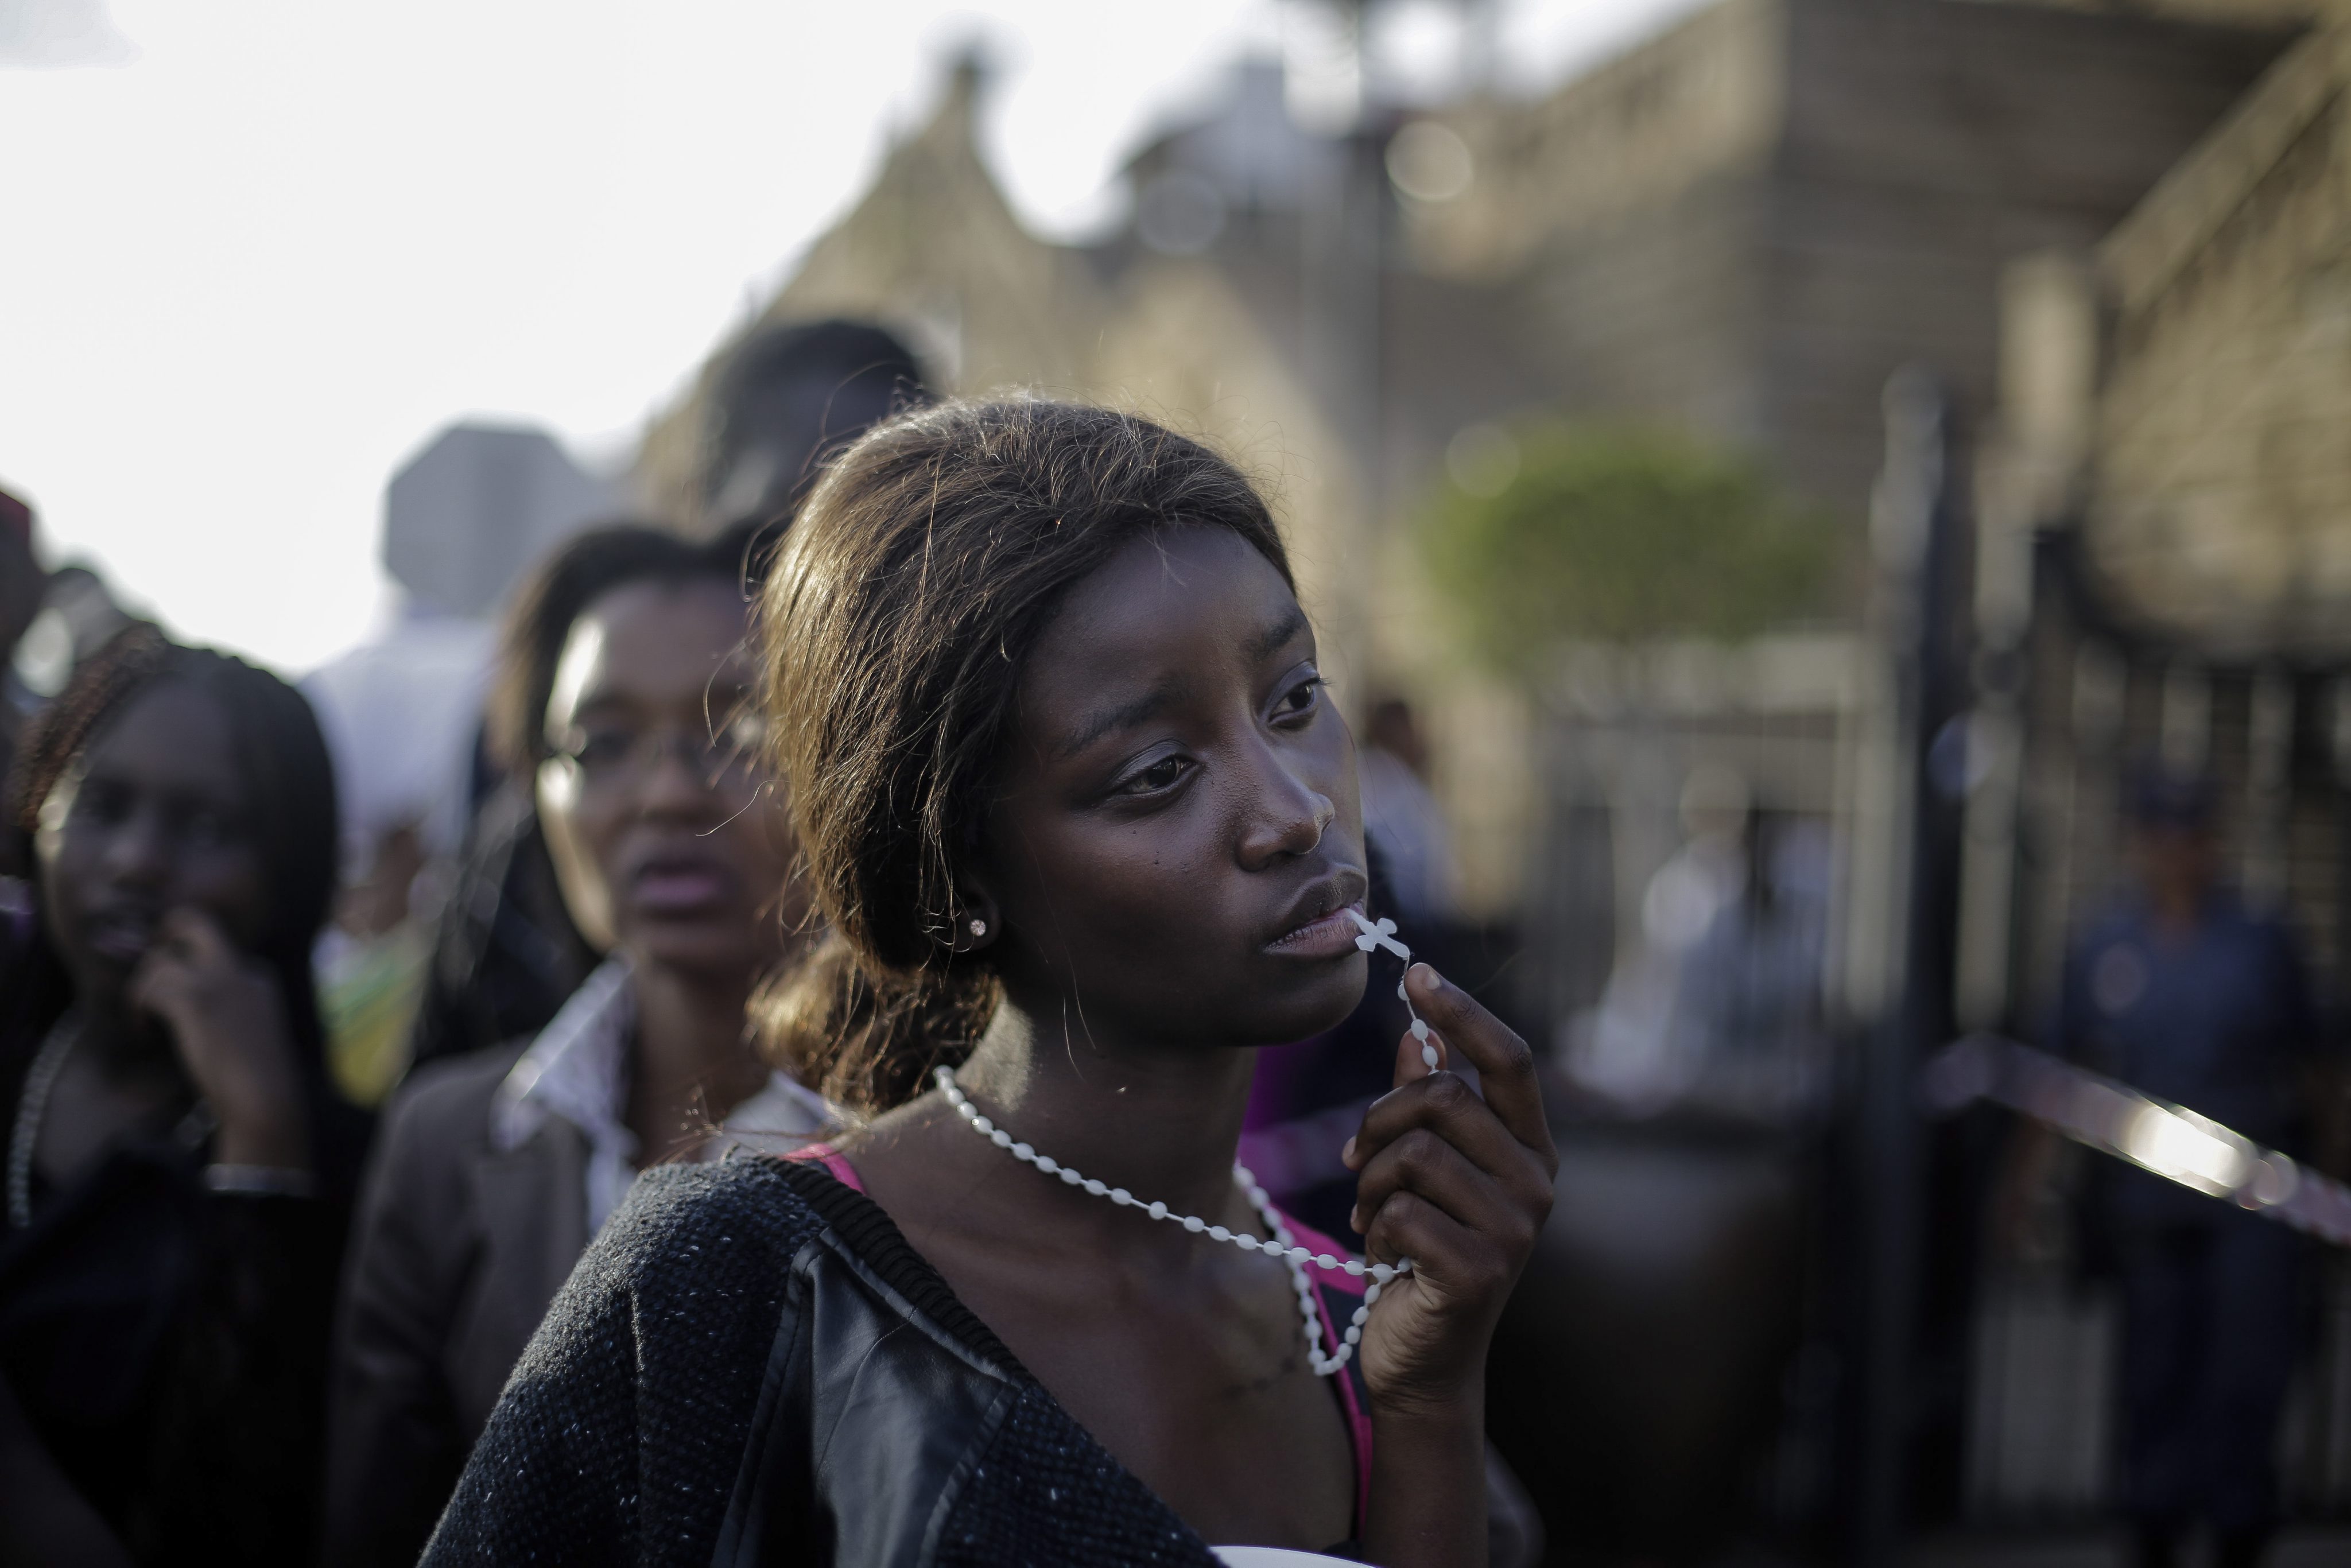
[2,626,340,1082]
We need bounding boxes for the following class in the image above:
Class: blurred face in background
[2131,818,2220,917]
[536,577,802,978]
[37,680,270,1007]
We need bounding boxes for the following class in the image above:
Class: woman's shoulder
[383,1036,530,1125]
[629,1150,827,1222]
[489,1161,841,1473]
[490,1159,844,1448]
[361,1039,532,1193]
[576,1154,839,1295]
[430,1156,845,1568]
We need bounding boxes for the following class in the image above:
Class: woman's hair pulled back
[758,398,1291,1114]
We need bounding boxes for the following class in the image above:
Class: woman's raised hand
[130,907,311,1171]
[1341,962,1556,1412]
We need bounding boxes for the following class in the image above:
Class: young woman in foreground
[426,400,1557,1566]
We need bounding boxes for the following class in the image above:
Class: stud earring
[968,917,987,938]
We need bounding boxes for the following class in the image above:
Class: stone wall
[1759,0,2289,538]
[1416,0,2288,576]
[2094,25,2351,655]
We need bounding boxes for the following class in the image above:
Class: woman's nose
[99,809,173,887]
[1236,747,1333,869]
[636,737,726,817]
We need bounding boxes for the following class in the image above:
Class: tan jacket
[322,1042,591,1568]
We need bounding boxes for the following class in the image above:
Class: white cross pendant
[1345,908,1440,1069]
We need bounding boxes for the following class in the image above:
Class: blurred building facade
[632,0,2289,942]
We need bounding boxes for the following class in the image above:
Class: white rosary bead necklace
[934,1065,1403,1376]
[933,905,1440,1378]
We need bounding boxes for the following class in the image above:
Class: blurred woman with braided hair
[0,626,364,1567]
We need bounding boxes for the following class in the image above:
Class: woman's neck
[624,956,770,1162]
[953,996,1260,1228]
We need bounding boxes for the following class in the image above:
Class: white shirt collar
[491,957,835,1235]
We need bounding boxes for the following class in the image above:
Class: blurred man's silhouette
[2052,766,2323,1568]
[699,319,928,535]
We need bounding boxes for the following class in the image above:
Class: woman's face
[37,680,270,1004]
[976,526,1368,1049]
[536,577,801,976]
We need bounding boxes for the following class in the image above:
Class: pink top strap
[782,1141,864,1194]
[782,1143,1374,1531]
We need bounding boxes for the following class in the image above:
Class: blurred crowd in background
[13,0,2351,1564]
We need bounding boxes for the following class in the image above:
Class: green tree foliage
[1421,421,1836,674]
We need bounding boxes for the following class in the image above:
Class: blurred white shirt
[492,959,836,1235]
[301,609,495,872]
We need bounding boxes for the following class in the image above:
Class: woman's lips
[630,861,734,914]
[83,910,159,966]
[1265,899,1368,960]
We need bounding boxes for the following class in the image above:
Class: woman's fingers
[130,910,310,1168]
[153,906,234,967]
[1348,1121,1522,1244]
[1343,973,1555,1197]
[1394,1020,1445,1081]
[1401,964,1553,1163]
[1360,1190,1504,1301]
[1341,969,1558,1415]
[132,909,227,1017]
[1347,1066,1528,1189]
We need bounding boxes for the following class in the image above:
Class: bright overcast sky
[2,0,1706,674]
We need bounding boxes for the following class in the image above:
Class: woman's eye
[75,782,134,827]
[1274,677,1323,721]
[1120,755,1189,795]
[575,731,637,771]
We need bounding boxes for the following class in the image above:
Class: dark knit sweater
[422,1153,1249,1567]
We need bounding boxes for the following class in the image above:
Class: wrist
[191,1052,307,1156]
[1370,1383,1486,1442]
[1364,1395,1488,1568]
[203,1163,317,1199]
[211,1113,311,1172]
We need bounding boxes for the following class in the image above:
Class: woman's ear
[948,880,1001,954]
